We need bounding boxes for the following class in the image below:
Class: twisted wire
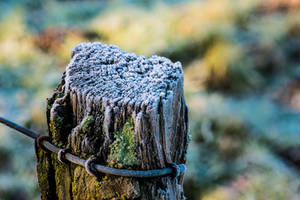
[0,116,186,178]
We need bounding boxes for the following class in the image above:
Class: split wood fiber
[36,42,189,200]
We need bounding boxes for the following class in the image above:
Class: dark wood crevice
[36,42,189,200]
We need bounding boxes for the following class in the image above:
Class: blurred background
[0,0,300,199]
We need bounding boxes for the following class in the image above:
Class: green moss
[71,166,140,199]
[56,92,64,98]
[81,115,95,134]
[72,167,82,196]
[69,116,94,156]
[51,154,72,200]
[37,149,57,199]
[38,150,51,192]
[49,116,64,146]
[92,178,101,188]
[72,184,78,194]
[107,118,139,168]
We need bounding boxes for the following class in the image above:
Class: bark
[36,42,189,200]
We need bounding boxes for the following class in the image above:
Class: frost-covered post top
[37,42,189,200]
[66,42,184,110]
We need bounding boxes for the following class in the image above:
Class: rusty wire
[0,116,185,178]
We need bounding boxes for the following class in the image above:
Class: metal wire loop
[167,163,181,178]
[1,116,187,178]
[58,148,71,164]
[36,135,52,152]
[85,156,103,181]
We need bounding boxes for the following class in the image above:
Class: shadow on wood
[36,42,189,200]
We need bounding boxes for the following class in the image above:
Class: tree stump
[36,42,189,200]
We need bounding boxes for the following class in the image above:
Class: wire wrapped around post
[0,116,186,179]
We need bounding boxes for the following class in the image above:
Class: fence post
[36,42,189,200]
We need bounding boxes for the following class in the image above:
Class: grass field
[0,0,300,199]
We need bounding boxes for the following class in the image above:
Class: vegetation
[0,0,300,199]
[108,118,140,169]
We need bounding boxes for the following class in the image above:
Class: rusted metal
[0,116,185,179]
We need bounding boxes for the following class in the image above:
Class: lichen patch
[107,118,139,168]
[80,115,95,134]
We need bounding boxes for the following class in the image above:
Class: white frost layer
[65,42,183,107]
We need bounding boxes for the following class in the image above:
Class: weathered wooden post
[36,42,189,200]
